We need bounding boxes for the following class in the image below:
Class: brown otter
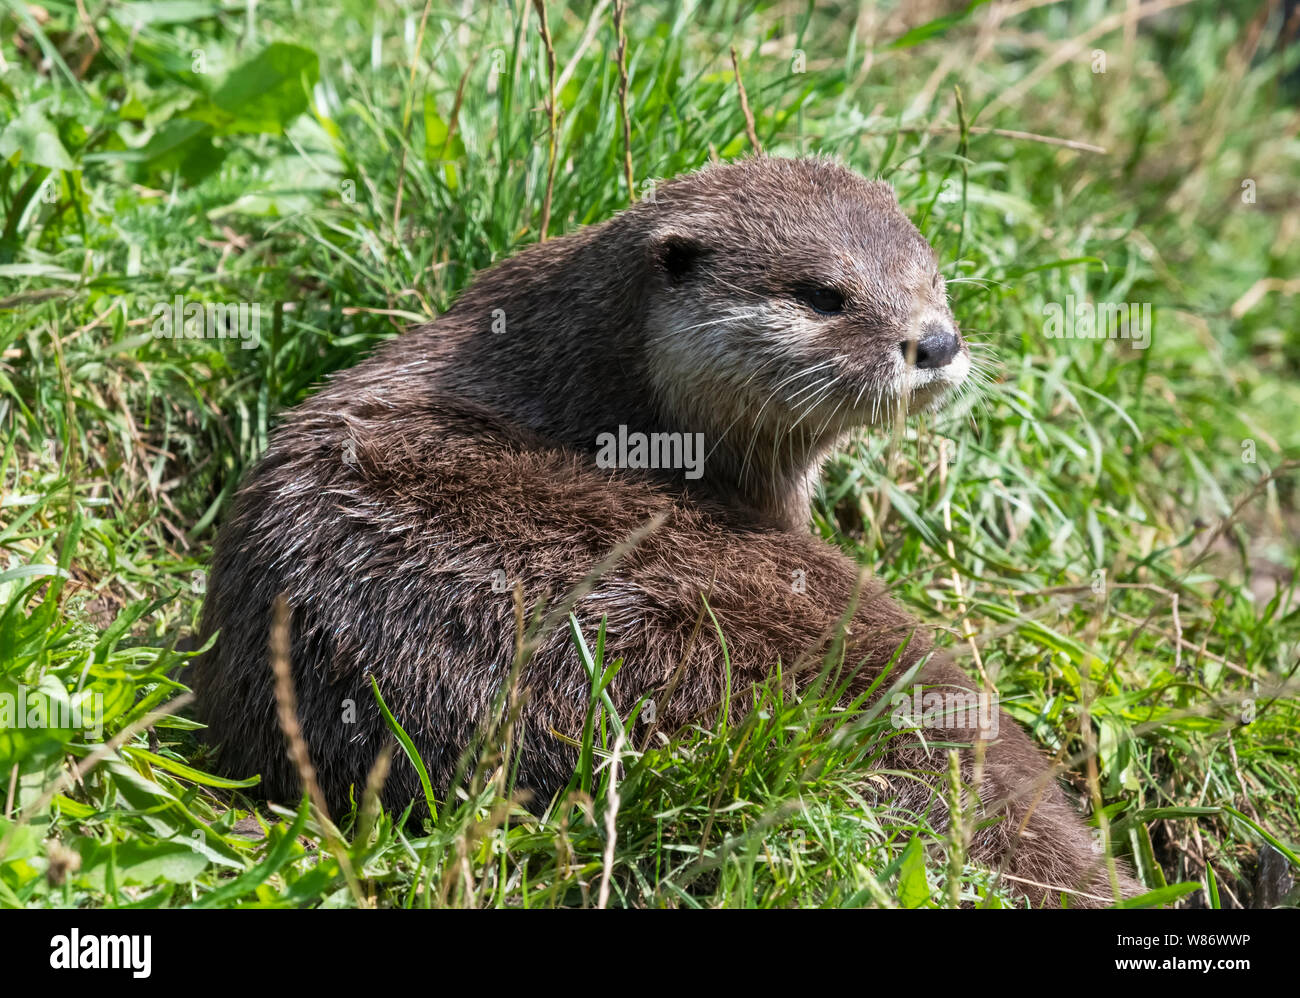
[195,156,1141,906]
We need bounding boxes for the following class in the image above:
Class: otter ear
[649,230,706,283]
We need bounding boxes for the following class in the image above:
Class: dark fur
[196,157,1141,906]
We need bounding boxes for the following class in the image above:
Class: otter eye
[796,285,846,315]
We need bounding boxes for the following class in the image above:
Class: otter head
[637,157,970,523]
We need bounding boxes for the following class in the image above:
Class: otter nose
[901,322,961,370]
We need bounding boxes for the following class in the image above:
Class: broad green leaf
[897,835,931,908]
[0,103,75,170]
[211,43,320,134]
[76,839,209,888]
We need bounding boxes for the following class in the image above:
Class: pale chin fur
[901,349,971,411]
[849,349,971,425]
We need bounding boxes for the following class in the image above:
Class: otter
[195,156,1141,906]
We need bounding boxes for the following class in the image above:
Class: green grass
[1,0,1297,908]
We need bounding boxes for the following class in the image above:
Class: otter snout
[903,320,962,370]
[895,311,970,416]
